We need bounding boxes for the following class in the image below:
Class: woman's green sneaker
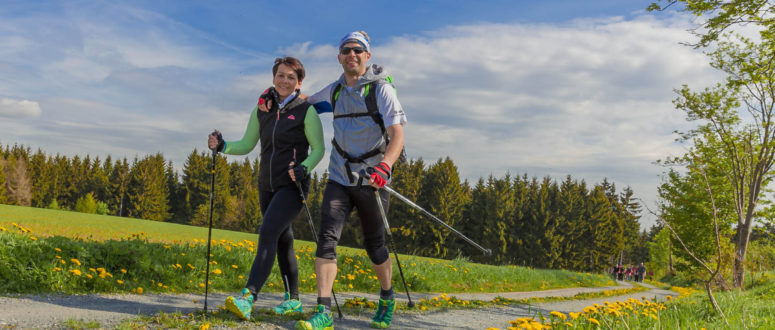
[370,298,396,328]
[225,288,254,320]
[273,292,303,314]
[295,304,333,330]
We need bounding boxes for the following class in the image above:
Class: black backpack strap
[331,83,343,113]
[331,138,383,184]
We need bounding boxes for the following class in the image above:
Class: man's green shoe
[295,304,333,330]
[273,292,303,315]
[225,288,254,320]
[370,298,396,328]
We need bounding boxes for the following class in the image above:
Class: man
[296,31,407,330]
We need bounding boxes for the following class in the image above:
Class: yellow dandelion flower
[60,260,66,265]
[238,275,244,279]
[121,269,127,273]
[650,314,658,320]
[86,274,93,279]
[117,280,124,284]
[212,269,222,275]
[550,311,567,320]
[158,282,163,287]
[30,236,37,241]
[69,269,82,276]
[588,318,600,325]
[564,322,573,327]
[53,267,62,272]
[231,265,238,269]
[55,256,61,259]
[188,264,195,270]
[70,259,81,266]
[199,283,205,288]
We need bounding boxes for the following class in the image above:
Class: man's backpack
[330,78,407,183]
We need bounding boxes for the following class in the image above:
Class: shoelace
[278,300,297,309]
[310,310,329,326]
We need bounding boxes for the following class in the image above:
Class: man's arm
[381,124,404,168]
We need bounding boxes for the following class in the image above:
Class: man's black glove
[290,163,307,181]
[210,130,225,153]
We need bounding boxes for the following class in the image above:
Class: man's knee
[366,245,389,265]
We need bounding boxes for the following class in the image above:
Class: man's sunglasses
[340,46,366,55]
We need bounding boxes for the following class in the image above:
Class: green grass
[0,204,614,296]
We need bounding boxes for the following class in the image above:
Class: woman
[207,56,324,320]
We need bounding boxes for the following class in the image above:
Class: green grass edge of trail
[0,203,613,296]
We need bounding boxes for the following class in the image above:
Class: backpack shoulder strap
[330,83,343,113]
[363,81,385,136]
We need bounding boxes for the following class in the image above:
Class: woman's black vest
[257,95,310,191]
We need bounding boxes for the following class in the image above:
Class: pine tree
[586,185,624,272]
[126,153,170,221]
[181,150,210,224]
[109,158,130,216]
[28,149,52,207]
[388,158,425,253]
[416,157,468,258]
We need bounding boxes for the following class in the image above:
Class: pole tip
[484,249,492,256]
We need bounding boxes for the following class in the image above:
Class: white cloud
[0,6,723,229]
[0,98,41,117]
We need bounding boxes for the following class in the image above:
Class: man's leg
[353,187,396,328]
[296,182,351,330]
[315,257,338,298]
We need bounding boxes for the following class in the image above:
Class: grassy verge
[492,274,775,329]
[0,206,613,295]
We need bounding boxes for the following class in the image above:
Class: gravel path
[0,281,676,329]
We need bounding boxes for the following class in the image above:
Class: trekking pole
[361,169,414,308]
[204,149,217,313]
[372,186,415,308]
[381,185,492,256]
[291,166,343,319]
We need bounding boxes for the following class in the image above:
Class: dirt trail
[0,281,676,329]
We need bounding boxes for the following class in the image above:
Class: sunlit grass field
[6,204,772,329]
[0,204,613,296]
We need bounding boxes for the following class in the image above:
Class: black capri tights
[316,181,390,264]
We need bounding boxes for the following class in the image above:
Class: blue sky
[0,1,716,229]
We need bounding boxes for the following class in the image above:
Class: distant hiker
[638,262,646,282]
[208,56,325,320]
[262,31,407,330]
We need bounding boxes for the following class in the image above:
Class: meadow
[0,204,612,296]
[4,203,774,329]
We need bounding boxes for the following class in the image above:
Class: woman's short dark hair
[272,57,305,82]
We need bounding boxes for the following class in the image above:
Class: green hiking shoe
[273,292,303,315]
[370,298,396,329]
[295,304,333,330]
[225,288,254,320]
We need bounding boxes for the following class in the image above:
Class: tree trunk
[733,220,752,288]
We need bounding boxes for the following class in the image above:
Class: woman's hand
[288,161,307,182]
[208,130,224,152]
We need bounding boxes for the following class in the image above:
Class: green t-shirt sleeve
[300,105,325,171]
[223,106,260,155]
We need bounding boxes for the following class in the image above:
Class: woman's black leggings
[244,184,305,297]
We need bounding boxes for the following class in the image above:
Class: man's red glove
[369,162,391,188]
